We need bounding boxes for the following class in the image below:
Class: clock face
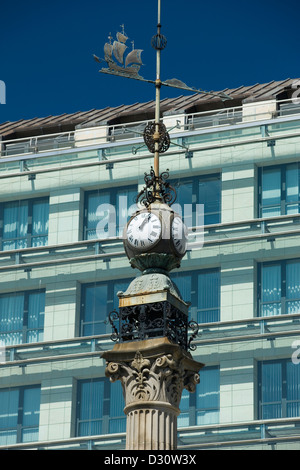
[126,211,162,250]
[171,216,188,254]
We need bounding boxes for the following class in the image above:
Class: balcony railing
[1,417,299,450]
[1,99,300,159]
[0,311,299,368]
[0,213,299,272]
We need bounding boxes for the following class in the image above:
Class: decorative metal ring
[151,33,167,50]
[143,122,170,154]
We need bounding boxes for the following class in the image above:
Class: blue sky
[0,0,300,123]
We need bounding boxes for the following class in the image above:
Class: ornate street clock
[106,167,198,351]
[123,169,188,274]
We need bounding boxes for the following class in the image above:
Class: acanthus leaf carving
[105,350,200,409]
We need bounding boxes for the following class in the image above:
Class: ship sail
[117,31,128,44]
[104,42,113,60]
[125,49,143,68]
[113,40,127,64]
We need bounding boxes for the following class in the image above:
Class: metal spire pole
[154,0,162,179]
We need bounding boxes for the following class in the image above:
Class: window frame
[171,267,221,324]
[258,359,300,420]
[171,173,221,226]
[0,385,41,444]
[0,197,49,251]
[80,278,133,337]
[0,289,45,345]
[83,185,138,241]
[258,163,300,217]
[76,377,125,437]
[178,365,220,427]
[258,259,300,317]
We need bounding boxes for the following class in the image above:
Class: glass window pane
[173,176,221,227]
[196,367,220,425]
[78,380,104,436]
[27,292,45,343]
[260,362,282,419]
[174,180,193,229]
[22,427,39,443]
[0,386,41,445]
[261,168,281,216]
[116,187,137,236]
[32,199,49,247]
[286,261,300,314]
[286,361,300,417]
[0,389,19,430]
[261,206,281,218]
[286,164,300,214]
[0,430,17,446]
[82,284,108,336]
[0,293,24,345]
[170,274,192,303]
[197,270,220,323]
[178,388,190,428]
[85,187,137,240]
[86,192,110,240]
[286,164,299,203]
[109,380,126,433]
[260,264,281,317]
[199,178,221,225]
[3,201,28,249]
[22,387,41,428]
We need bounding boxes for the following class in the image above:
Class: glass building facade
[0,84,300,449]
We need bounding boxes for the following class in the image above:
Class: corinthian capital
[103,338,203,411]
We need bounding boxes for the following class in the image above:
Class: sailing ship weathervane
[94,25,144,80]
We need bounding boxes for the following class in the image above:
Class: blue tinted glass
[83,284,108,335]
[260,264,281,317]
[3,201,28,245]
[0,293,24,345]
[78,380,104,436]
[22,387,41,427]
[199,178,221,224]
[261,362,282,419]
[198,270,220,323]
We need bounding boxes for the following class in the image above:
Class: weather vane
[93,0,232,199]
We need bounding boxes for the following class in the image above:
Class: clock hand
[139,213,151,230]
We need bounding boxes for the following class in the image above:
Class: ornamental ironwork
[143,122,170,154]
[136,167,176,207]
[107,300,199,351]
[151,33,167,50]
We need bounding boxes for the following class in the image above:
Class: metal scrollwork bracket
[187,321,200,351]
[135,166,177,207]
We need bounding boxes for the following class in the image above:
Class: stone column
[102,337,203,450]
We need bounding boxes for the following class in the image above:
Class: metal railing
[1,98,300,159]
[0,312,299,368]
[178,417,300,449]
[1,132,76,158]
[1,417,299,450]
[0,213,299,272]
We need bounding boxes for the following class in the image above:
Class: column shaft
[125,403,178,450]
